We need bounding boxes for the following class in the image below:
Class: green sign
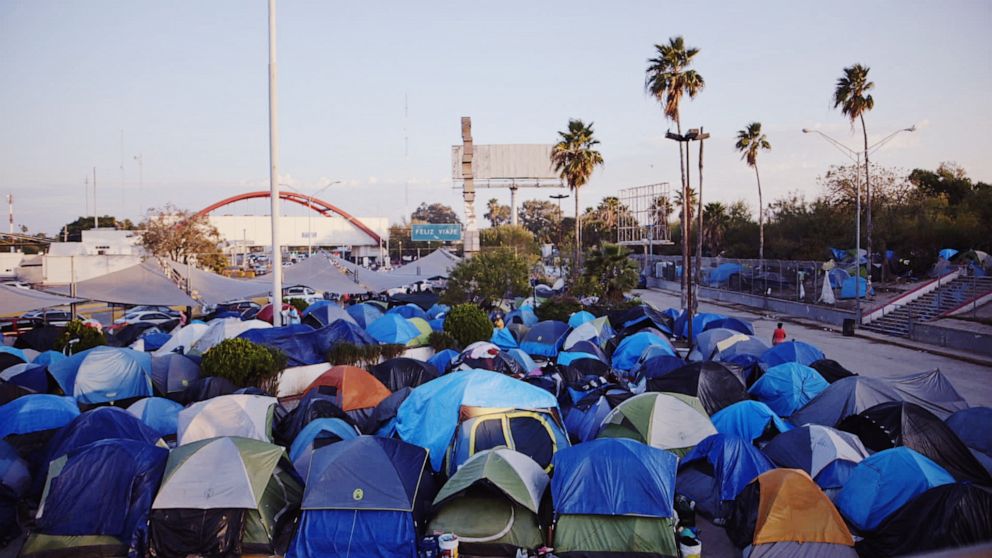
[411,223,462,241]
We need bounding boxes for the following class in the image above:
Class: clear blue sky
[1,0,990,235]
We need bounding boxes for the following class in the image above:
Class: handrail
[862,269,960,324]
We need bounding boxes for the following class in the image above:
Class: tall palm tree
[734,122,772,263]
[484,198,509,227]
[551,119,604,265]
[833,64,875,270]
[645,36,704,303]
[703,201,729,255]
[673,186,697,244]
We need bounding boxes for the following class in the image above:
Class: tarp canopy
[748,363,829,417]
[761,425,869,489]
[789,376,902,427]
[646,362,749,416]
[164,259,269,305]
[48,346,153,404]
[0,284,82,316]
[388,249,460,280]
[261,254,369,295]
[50,261,197,306]
[711,400,792,444]
[598,392,716,457]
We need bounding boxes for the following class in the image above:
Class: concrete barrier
[907,321,992,358]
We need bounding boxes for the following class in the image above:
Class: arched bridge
[193,191,382,244]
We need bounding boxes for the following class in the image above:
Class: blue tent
[396,370,561,471]
[704,317,754,336]
[0,362,49,393]
[289,436,435,558]
[0,394,79,439]
[835,447,955,532]
[289,417,359,478]
[619,305,673,336]
[346,302,385,329]
[127,397,184,437]
[567,310,596,328]
[748,363,829,417]
[321,319,378,346]
[552,437,677,518]
[48,346,154,405]
[0,439,29,498]
[707,263,742,287]
[760,340,825,367]
[238,323,313,345]
[0,346,28,363]
[716,338,769,362]
[506,349,540,374]
[938,248,958,261]
[828,267,851,289]
[32,351,66,367]
[141,331,171,352]
[241,322,374,366]
[150,353,200,394]
[520,320,570,358]
[426,303,449,319]
[839,276,872,299]
[633,354,686,381]
[564,386,631,443]
[945,407,992,457]
[675,312,727,339]
[428,317,445,331]
[676,433,774,520]
[490,327,519,350]
[830,247,849,261]
[557,351,600,367]
[302,300,357,327]
[34,439,167,551]
[711,400,792,443]
[387,303,430,321]
[427,349,459,374]
[43,407,163,469]
[366,314,421,345]
[505,306,538,327]
[761,424,868,490]
[612,331,674,372]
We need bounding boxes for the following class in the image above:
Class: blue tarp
[427,349,459,374]
[612,331,674,372]
[710,400,792,443]
[945,407,992,456]
[520,321,570,358]
[396,370,560,471]
[346,303,385,329]
[127,397,184,437]
[707,263,742,287]
[48,346,153,404]
[835,447,955,532]
[679,433,774,502]
[366,314,421,345]
[748,363,829,417]
[141,332,171,352]
[490,327,519,350]
[0,394,79,438]
[839,276,872,299]
[760,340,825,367]
[240,321,374,366]
[387,303,429,321]
[704,317,754,336]
[552,438,677,518]
[938,248,958,261]
[567,311,596,328]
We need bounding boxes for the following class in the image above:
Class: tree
[519,199,560,243]
[735,122,771,263]
[480,225,538,256]
[703,201,729,255]
[645,36,704,303]
[551,119,604,265]
[484,198,511,227]
[58,215,136,242]
[583,243,640,304]
[649,195,673,242]
[411,202,460,224]
[834,63,876,264]
[908,162,985,205]
[441,247,534,307]
[140,204,227,273]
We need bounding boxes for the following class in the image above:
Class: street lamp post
[267,0,283,326]
[550,193,569,276]
[802,125,915,325]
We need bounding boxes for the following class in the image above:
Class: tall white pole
[92,167,97,229]
[268,0,283,326]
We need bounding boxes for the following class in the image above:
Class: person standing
[772,322,787,346]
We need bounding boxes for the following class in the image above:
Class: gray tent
[49,261,197,306]
[0,284,82,315]
[789,376,902,428]
[164,260,269,305]
[890,369,968,419]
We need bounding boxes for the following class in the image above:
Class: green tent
[429,448,548,555]
[598,392,716,457]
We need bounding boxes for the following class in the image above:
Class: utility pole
[7,194,12,253]
[460,117,479,257]
[551,193,569,275]
[92,167,97,229]
[694,127,710,312]
[133,154,144,218]
[267,0,283,326]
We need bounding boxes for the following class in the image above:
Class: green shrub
[441,247,534,306]
[201,338,287,390]
[380,344,407,360]
[428,331,460,352]
[54,320,106,355]
[582,243,640,303]
[326,342,404,367]
[287,298,309,313]
[444,304,492,348]
[535,296,583,323]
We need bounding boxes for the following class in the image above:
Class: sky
[1,0,990,236]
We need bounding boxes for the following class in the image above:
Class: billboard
[451,144,560,180]
[412,223,462,242]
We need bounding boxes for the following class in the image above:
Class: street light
[282,180,342,256]
[802,125,915,324]
[550,193,569,275]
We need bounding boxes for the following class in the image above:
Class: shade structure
[386,249,460,281]
[520,320,570,358]
[727,469,854,556]
[789,376,902,428]
[164,259,269,305]
[48,346,153,405]
[264,253,369,295]
[598,392,716,457]
[51,261,197,306]
[835,447,954,532]
[748,363,829,417]
[837,401,992,485]
[177,394,278,445]
[127,397,184,437]
[150,353,200,394]
[0,284,82,315]
[676,433,774,520]
[370,358,439,392]
[889,368,968,419]
[711,400,793,444]
[0,394,79,439]
[761,425,868,490]
[646,361,749,415]
[760,340,825,367]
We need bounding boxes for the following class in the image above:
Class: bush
[201,338,287,390]
[582,243,640,303]
[428,331,460,352]
[444,304,492,349]
[54,320,106,355]
[380,344,407,360]
[287,298,309,313]
[535,296,583,323]
[441,247,534,306]
[326,342,405,367]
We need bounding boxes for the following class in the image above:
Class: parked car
[113,311,176,326]
[214,300,261,314]
[3,310,84,334]
[126,305,181,319]
[275,285,322,306]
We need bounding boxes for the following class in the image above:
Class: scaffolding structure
[617,182,673,247]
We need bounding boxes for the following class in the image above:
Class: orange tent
[304,365,391,411]
[751,469,853,546]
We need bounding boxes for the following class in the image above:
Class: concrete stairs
[862,276,992,337]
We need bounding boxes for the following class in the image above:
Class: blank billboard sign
[451,144,560,180]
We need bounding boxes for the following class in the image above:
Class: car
[276,285,322,305]
[3,310,84,333]
[214,300,261,314]
[113,311,176,326]
[1,281,31,290]
[126,305,181,318]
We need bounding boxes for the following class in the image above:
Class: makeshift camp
[646,361,749,415]
[150,437,302,557]
[855,483,992,557]
[612,331,675,373]
[301,366,392,432]
[616,305,673,336]
[24,439,168,558]
[676,433,774,521]
[446,405,569,475]
[370,358,439,391]
[366,313,421,345]
[454,342,527,377]
[748,362,829,417]
[177,394,278,445]
[429,448,548,556]
[726,469,855,557]
[761,425,868,491]
[301,300,357,329]
[889,368,969,419]
[789,375,902,428]
[395,370,562,472]
[150,353,199,395]
[127,397,184,438]
[563,383,632,443]
[387,303,430,321]
[519,320,570,358]
[597,392,716,457]
[706,263,742,288]
[834,447,954,532]
[288,417,359,478]
[47,346,153,405]
[551,438,679,557]
[346,302,385,328]
[711,400,792,445]
[838,401,992,485]
[288,436,435,558]
[563,316,615,350]
[274,385,353,445]
[839,276,870,299]
[760,340,825,367]
[809,359,856,383]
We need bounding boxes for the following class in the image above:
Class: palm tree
[703,201,729,255]
[649,195,673,241]
[551,119,604,265]
[833,64,875,269]
[673,186,698,244]
[484,198,509,227]
[734,122,772,263]
[645,36,704,302]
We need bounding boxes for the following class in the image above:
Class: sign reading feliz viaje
[411,223,462,242]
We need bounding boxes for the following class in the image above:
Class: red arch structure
[193,191,382,244]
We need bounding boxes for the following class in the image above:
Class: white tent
[152,322,210,356]
[599,392,717,455]
[189,318,271,356]
[48,261,197,306]
[177,394,277,445]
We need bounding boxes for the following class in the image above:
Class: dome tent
[646,361,748,415]
[711,400,792,445]
[597,392,716,457]
[788,375,902,428]
[47,346,154,406]
[177,394,279,445]
[748,362,829,417]
[761,425,868,491]
[676,433,774,521]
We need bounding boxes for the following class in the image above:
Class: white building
[209,215,390,260]
[17,229,144,285]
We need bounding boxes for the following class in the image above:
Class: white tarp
[164,260,269,306]
[152,322,210,356]
[48,261,197,306]
[177,394,277,445]
[0,284,83,315]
